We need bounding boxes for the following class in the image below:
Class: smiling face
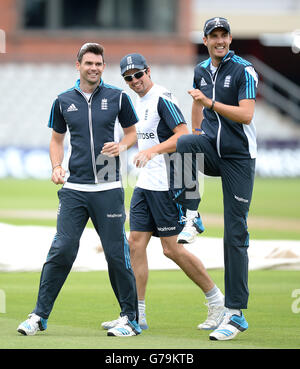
[76,52,105,92]
[123,67,153,97]
[203,28,232,66]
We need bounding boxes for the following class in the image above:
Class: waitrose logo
[137,132,155,139]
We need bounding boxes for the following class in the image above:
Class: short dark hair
[77,43,104,63]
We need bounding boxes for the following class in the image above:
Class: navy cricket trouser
[175,134,255,309]
[33,187,138,321]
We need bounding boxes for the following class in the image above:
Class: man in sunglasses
[175,17,258,341]
[101,53,225,332]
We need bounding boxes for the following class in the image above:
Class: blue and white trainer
[209,311,248,341]
[107,315,142,337]
[102,313,148,330]
[17,313,48,336]
[177,214,205,244]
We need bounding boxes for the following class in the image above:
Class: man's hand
[133,149,157,168]
[101,142,122,157]
[188,89,211,108]
[51,166,65,185]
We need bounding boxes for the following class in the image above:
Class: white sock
[138,300,146,314]
[228,308,241,316]
[186,209,198,219]
[205,285,224,306]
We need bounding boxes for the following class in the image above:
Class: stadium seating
[1,63,300,178]
[1,63,300,148]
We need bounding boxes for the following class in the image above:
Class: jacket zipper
[76,88,98,183]
[205,66,222,158]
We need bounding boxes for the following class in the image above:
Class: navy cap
[203,17,230,36]
[120,53,148,75]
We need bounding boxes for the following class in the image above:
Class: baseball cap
[203,17,230,36]
[120,53,148,75]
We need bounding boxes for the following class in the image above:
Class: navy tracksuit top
[48,79,138,184]
[193,50,258,159]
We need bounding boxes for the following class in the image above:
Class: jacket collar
[221,50,235,64]
[75,78,103,92]
[201,50,235,69]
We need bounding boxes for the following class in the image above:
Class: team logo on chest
[144,109,149,120]
[101,98,108,110]
[224,75,231,88]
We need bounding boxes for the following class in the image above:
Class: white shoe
[102,313,148,330]
[209,311,248,341]
[17,313,48,336]
[177,214,205,244]
[197,304,226,330]
[197,304,225,330]
[101,316,123,330]
[107,315,142,337]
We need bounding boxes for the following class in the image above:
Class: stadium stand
[1,0,300,177]
[0,62,300,149]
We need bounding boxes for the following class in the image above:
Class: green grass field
[0,177,300,239]
[1,270,300,349]
[0,177,300,350]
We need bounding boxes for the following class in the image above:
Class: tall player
[101,53,225,331]
[176,17,258,340]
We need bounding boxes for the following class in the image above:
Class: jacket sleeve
[157,95,186,131]
[193,65,202,89]
[118,92,139,128]
[238,65,259,101]
[47,98,67,134]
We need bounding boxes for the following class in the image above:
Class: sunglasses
[123,69,147,82]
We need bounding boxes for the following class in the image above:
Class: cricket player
[101,53,225,332]
[175,17,258,340]
[17,43,141,337]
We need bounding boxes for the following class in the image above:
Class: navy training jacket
[193,50,258,159]
[48,79,138,184]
